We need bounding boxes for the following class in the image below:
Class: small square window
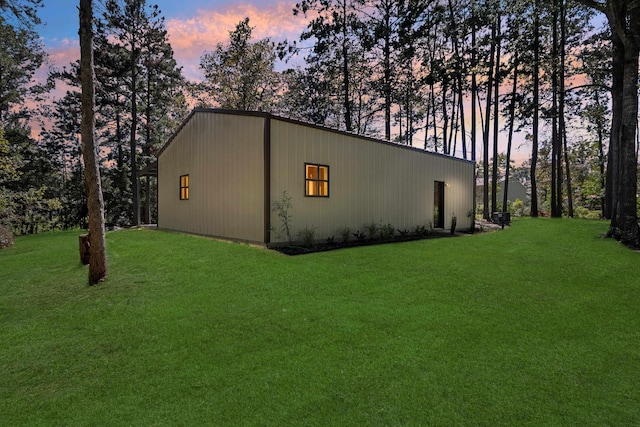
[305,163,329,197]
[180,174,189,200]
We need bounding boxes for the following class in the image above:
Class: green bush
[511,199,525,216]
[574,206,603,220]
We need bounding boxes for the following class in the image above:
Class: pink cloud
[166,1,306,80]
[48,38,79,67]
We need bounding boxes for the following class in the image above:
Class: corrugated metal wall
[269,118,474,243]
[158,111,266,243]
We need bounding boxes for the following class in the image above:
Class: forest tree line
[1,0,638,245]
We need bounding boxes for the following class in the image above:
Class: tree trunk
[594,90,606,217]
[491,15,501,215]
[606,31,624,221]
[144,176,151,224]
[577,0,639,246]
[79,0,107,284]
[530,0,540,217]
[457,78,467,159]
[430,81,438,152]
[448,84,456,154]
[483,21,496,220]
[560,0,573,217]
[442,80,449,155]
[471,16,477,225]
[613,41,639,244]
[341,0,352,132]
[471,19,477,163]
[551,0,561,217]
[383,7,391,141]
[130,47,140,226]
[447,0,467,159]
[503,52,518,213]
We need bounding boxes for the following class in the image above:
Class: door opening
[434,181,445,228]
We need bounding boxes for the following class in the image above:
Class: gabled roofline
[157,108,475,165]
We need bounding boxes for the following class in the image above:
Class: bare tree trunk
[430,82,438,152]
[144,176,151,224]
[383,5,391,141]
[79,0,107,284]
[530,0,540,217]
[483,21,496,220]
[471,14,477,225]
[560,0,573,217]
[129,5,140,226]
[448,85,457,154]
[503,52,518,213]
[614,40,639,244]
[551,0,561,217]
[491,15,501,215]
[442,80,449,154]
[457,79,467,159]
[447,0,467,159]
[577,0,638,246]
[424,96,431,150]
[606,31,623,221]
[471,18,477,163]
[594,90,606,217]
[341,0,352,132]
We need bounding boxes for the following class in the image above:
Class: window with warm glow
[305,163,329,197]
[180,174,189,200]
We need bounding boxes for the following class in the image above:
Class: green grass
[1,218,639,426]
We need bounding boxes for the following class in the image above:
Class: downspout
[264,115,272,244]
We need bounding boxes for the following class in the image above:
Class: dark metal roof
[157,108,475,166]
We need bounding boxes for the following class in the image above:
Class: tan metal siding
[158,112,265,243]
[269,119,474,243]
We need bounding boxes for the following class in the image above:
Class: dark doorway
[434,181,445,228]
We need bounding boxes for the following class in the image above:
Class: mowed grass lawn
[1,219,638,425]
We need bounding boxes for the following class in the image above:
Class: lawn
[1,218,638,425]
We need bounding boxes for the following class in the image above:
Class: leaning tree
[577,0,639,246]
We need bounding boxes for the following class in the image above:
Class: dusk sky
[39,0,307,81]
[32,0,579,160]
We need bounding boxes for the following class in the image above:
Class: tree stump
[79,234,90,265]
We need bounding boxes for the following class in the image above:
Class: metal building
[158,109,475,245]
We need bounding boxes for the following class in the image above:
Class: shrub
[353,230,366,241]
[379,223,395,240]
[297,226,316,248]
[272,191,293,242]
[0,225,14,249]
[414,224,431,237]
[337,226,351,243]
[574,206,603,220]
[511,198,525,217]
[450,215,457,235]
[364,222,378,240]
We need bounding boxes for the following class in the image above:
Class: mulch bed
[271,221,508,255]
[272,229,463,256]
